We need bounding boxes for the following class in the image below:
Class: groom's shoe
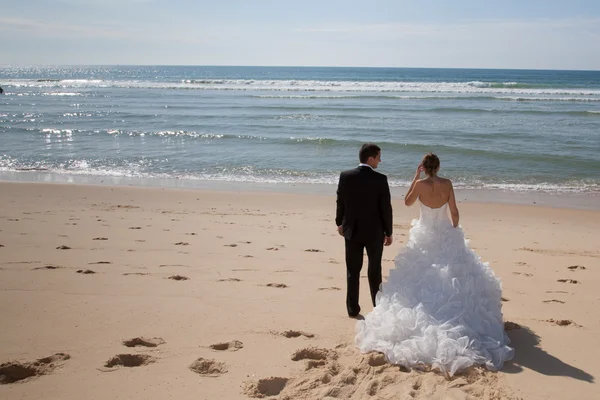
[348,306,361,318]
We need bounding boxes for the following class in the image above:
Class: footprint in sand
[189,358,228,376]
[305,249,323,253]
[114,205,140,210]
[224,244,238,247]
[93,237,108,241]
[291,347,336,362]
[129,227,142,230]
[558,279,580,284]
[266,247,280,251]
[76,269,96,274]
[408,377,424,397]
[159,264,188,268]
[0,353,70,384]
[519,247,600,258]
[123,272,149,276]
[168,275,189,281]
[515,261,528,266]
[501,297,510,302]
[185,232,197,236]
[0,245,5,248]
[393,223,411,230]
[242,377,288,398]
[543,299,565,304]
[364,378,383,396]
[174,242,189,246]
[122,337,165,348]
[6,261,41,265]
[266,283,288,288]
[448,378,471,389]
[318,287,341,291]
[89,261,111,265]
[280,331,315,339]
[56,245,71,250]
[33,265,62,270]
[218,278,242,282]
[546,319,576,327]
[239,255,254,258]
[103,354,155,369]
[512,272,533,277]
[364,353,387,367]
[209,340,243,351]
[568,265,586,271]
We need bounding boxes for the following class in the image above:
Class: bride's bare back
[418,176,452,208]
[404,154,460,227]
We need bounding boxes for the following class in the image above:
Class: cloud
[294,23,437,36]
[56,0,155,5]
[294,17,600,37]
[0,16,208,45]
[0,17,133,38]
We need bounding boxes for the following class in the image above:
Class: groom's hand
[384,235,393,246]
[337,226,344,236]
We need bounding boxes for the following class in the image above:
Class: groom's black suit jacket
[336,166,393,243]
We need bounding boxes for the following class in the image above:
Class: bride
[355,153,514,376]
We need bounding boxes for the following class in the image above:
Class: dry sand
[0,181,598,399]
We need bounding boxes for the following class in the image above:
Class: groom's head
[359,143,381,169]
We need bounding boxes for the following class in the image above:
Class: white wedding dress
[355,201,514,376]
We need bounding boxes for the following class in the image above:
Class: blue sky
[1,0,600,69]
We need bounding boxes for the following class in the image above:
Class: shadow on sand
[504,325,594,383]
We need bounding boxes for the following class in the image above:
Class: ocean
[1,65,599,199]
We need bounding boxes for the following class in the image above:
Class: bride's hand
[415,163,425,179]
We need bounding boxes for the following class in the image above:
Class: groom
[336,143,393,317]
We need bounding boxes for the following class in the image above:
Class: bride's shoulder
[438,177,453,186]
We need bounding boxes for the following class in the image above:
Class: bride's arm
[448,181,460,227]
[404,164,424,206]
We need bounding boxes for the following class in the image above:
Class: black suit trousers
[345,238,383,316]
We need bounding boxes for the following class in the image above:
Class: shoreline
[1,172,599,211]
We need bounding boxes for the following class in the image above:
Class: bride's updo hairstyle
[422,153,440,177]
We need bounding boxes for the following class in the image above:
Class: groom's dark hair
[359,143,381,163]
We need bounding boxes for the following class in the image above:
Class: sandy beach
[0,181,598,399]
